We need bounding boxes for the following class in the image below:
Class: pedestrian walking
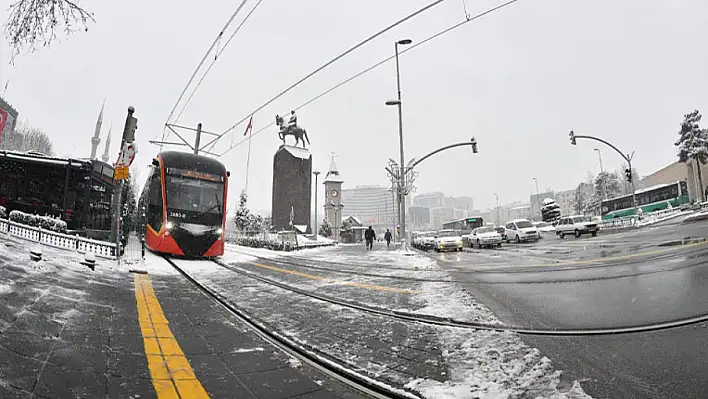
[384,229,392,248]
[364,226,376,251]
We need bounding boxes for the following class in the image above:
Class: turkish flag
[243,116,253,136]
[0,108,7,143]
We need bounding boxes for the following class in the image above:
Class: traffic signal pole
[111,107,138,265]
[569,130,638,216]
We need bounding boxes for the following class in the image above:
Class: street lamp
[386,38,413,246]
[593,148,606,200]
[532,178,540,217]
[313,170,320,237]
[494,193,500,226]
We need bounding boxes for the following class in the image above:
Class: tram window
[147,171,163,231]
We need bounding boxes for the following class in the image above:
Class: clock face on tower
[331,189,339,198]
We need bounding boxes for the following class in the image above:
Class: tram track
[213,258,708,336]
[162,256,418,399]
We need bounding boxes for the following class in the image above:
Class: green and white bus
[601,181,690,220]
[441,216,484,233]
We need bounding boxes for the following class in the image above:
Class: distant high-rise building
[530,191,554,218]
[413,192,445,208]
[444,196,474,210]
[554,189,576,216]
[340,186,398,233]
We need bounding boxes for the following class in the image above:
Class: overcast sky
[1,0,707,213]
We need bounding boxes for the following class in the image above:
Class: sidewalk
[0,240,367,398]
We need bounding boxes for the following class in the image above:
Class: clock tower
[323,153,344,235]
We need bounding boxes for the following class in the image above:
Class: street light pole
[494,193,500,226]
[594,148,606,199]
[386,38,412,246]
[313,170,320,237]
[533,177,540,217]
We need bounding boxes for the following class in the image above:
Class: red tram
[138,151,228,257]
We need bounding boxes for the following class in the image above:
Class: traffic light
[470,137,478,153]
[569,130,576,145]
[123,115,138,143]
[625,168,632,182]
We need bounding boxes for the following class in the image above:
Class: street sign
[116,142,137,167]
[115,166,129,180]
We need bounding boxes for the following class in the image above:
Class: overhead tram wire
[174,0,266,124]
[157,0,251,143]
[201,0,447,153]
[218,0,524,157]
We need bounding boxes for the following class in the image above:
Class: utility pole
[313,170,320,237]
[111,106,138,263]
[194,123,202,155]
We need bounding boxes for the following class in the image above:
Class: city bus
[601,181,689,220]
[441,216,484,234]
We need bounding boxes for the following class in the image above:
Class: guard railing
[0,219,117,259]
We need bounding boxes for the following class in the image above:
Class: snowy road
[436,220,708,398]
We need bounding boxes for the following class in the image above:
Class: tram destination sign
[165,167,224,182]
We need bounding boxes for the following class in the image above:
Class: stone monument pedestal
[271,145,312,233]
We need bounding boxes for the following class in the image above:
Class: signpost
[111,106,138,267]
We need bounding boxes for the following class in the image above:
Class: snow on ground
[409,282,503,325]
[292,247,438,270]
[681,210,708,223]
[406,327,591,399]
[224,242,338,260]
[636,210,694,227]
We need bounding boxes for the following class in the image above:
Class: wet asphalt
[433,219,708,399]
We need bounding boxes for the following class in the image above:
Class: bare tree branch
[5,0,95,62]
[1,120,55,155]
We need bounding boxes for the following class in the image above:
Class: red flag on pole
[243,116,253,136]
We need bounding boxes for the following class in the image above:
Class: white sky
[1,0,707,213]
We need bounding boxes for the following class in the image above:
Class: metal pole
[313,171,320,237]
[594,148,606,199]
[629,158,638,214]
[533,178,540,217]
[395,42,407,246]
[194,123,202,155]
[495,194,500,225]
[112,106,134,267]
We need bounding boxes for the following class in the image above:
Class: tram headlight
[216,227,223,235]
[165,221,174,231]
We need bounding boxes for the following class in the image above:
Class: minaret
[101,124,112,163]
[89,99,105,159]
[323,153,344,236]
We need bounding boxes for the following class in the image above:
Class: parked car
[414,231,436,250]
[495,226,507,241]
[468,226,503,248]
[533,221,555,238]
[433,229,463,252]
[555,215,600,238]
[504,219,540,243]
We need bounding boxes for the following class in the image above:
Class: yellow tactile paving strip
[134,273,210,399]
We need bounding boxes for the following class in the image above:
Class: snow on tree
[594,171,622,200]
[234,191,253,232]
[0,121,55,155]
[319,218,333,237]
[541,197,561,223]
[675,109,708,201]
[574,182,594,214]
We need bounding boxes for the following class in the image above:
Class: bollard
[84,253,96,271]
[29,246,42,262]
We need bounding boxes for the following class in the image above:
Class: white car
[533,221,555,238]
[555,215,600,238]
[505,219,540,243]
[468,226,503,248]
[414,231,436,250]
[433,229,463,252]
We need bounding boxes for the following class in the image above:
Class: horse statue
[275,114,310,149]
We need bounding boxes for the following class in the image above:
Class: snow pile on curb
[406,328,591,398]
[681,210,708,223]
[412,282,502,325]
[637,210,693,227]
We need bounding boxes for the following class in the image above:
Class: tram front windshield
[165,175,224,223]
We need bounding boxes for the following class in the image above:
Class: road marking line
[134,274,210,399]
[250,262,421,294]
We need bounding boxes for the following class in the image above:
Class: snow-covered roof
[0,150,90,168]
[281,145,312,160]
[343,215,362,225]
[323,154,344,183]
[293,224,308,233]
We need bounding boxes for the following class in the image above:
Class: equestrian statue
[275,110,310,149]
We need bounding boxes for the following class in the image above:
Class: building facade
[412,192,445,208]
[340,185,397,234]
[0,96,19,147]
[530,191,555,218]
[554,189,576,216]
[445,196,474,210]
[323,156,344,236]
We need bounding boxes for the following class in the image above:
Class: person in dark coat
[364,226,376,251]
[384,229,392,248]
